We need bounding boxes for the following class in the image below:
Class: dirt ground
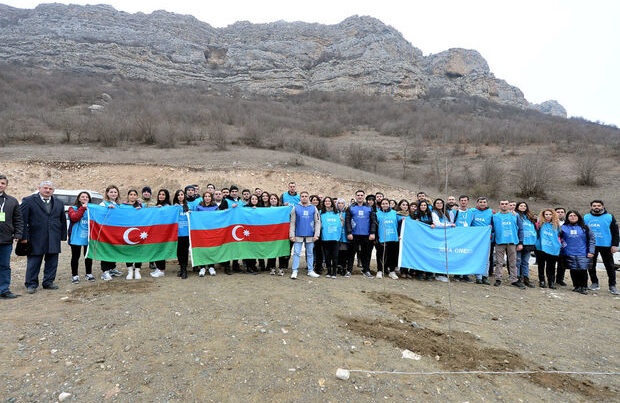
[0,149,619,402]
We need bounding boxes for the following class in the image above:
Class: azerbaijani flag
[189,206,291,266]
[86,204,180,262]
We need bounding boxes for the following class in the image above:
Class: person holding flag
[67,191,94,283]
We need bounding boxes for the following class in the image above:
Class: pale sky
[4,0,619,126]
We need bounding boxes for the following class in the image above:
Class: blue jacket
[20,194,67,255]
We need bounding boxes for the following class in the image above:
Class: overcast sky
[4,0,619,126]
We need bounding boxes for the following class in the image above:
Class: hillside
[0,2,564,115]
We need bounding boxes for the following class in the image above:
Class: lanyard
[0,195,5,213]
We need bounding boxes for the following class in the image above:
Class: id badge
[0,212,5,222]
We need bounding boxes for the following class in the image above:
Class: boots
[180,265,188,279]
[523,276,534,288]
[126,266,134,280]
[134,268,141,279]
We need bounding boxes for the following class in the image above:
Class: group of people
[0,176,618,299]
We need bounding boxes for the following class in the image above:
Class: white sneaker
[308,271,320,278]
[150,268,164,278]
[278,269,284,276]
[199,268,206,277]
[376,271,383,279]
[291,271,298,279]
[85,274,95,282]
[208,267,216,276]
[436,275,449,283]
[134,268,141,280]
[270,268,276,275]
[126,268,134,280]
[389,272,399,280]
[71,275,80,284]
[101,271,112,281]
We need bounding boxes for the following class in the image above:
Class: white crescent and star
[122,227,148,245]
[231,225,251,241]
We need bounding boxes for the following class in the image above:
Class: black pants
[126,262,142,268]
[313,239,324,272]
[588,246,617,287]
[488,242,495,276]
[348,235,372,273]
[101,261,115,272]
[70,244,92,276]
[535,251,557,284]
[338,245,353,274]
[155,260,165,271]
[556,255,567,283]
[570,270,588,288]
[177,236,189,268]
[322,240,339,275]
[376,242,399,274]
[267,257,287,269]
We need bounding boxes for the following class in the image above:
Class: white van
[31,189,104,213]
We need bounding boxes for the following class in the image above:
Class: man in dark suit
[20,180,67,294]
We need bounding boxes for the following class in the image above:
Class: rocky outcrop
[0,3,562,114]
[530,100,567,118]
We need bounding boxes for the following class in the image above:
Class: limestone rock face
[0,3,562,114]
[530,100,568,118]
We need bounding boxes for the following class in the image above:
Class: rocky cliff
[0,3,564,116]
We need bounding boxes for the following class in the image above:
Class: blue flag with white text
[398,217,491,275]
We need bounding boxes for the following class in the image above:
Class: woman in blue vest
[336,198,351,277]
[121,190,145,280]
[67,191,94,283]
[535,208,562,288]
[516,202,537,288]
[560,210,596,295]
[99,185,122,281]
[310,195,324,275]
[173,190,190,279]
[320,197,343,279]
[375,199,400,280]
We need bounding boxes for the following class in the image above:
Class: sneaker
[345,271,351,278]
[610,286,619,295]
[539,281,547,288]
[109,268,123,277]
[208,267,216,276]
[588,283,600,291]
[150,269,164,278]
[278,269,284,276]
[362,271,374,279]
[578,287,588,295]
[308,271,320,278]
[101,271,112,281]
[389,272,399,280]
[270,268,276,275]
[85,274,95,282]
[436,275,449,283]
[482,277,491,285]
[376,271,383,279]
[134,269,141,280]
[71,275,80,284]
[291,271,298,279]
[126,268,134,280]
[198,268,206,277]
[494,280,501,287]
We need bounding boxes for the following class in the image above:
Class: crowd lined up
[0,175,618,299]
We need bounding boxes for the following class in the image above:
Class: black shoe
[26,287,37,294]
[482,277,491,285]
[181,269,188,279]
[557,281,567,286]
[42,284,59,290]
[511,281,526,289]
[176,269,182,277]
[549,282,557,289]
[225,267,232,275]
[475,279,483,284]
[149,262,157,270]
[539,281,546,288]
[578,287,588,295]
[523,277,535,288]
[494,280,501,287]
[0,291,20,299]
[461,275,472,283]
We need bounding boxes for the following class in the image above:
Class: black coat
[20,194,67,255]
[0,193,23,244]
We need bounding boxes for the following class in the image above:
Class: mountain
[0,3,565,116]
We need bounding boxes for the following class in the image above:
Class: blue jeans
[25,253,59,289]
[0,244,13,294]
[292,241,314,273]
[516,248,531,277]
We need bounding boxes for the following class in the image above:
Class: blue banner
[398,218,491,275]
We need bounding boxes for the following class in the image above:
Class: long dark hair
[433,198,446,219]
[173,190,188,212]
[321,196,336,213]
[126,189,141,207]
[245,194,260,208]
[516,201,535,222]
[156,189,170,206]
[414,200,432,221]
[565,210,588,231]
[199,191,216,207]
[73,191,91,207]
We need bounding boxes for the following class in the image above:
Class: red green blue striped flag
[87,204,180,262]
[189,207,291,266]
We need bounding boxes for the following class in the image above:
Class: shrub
[575,152,598,186]
[514,154,553,198]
